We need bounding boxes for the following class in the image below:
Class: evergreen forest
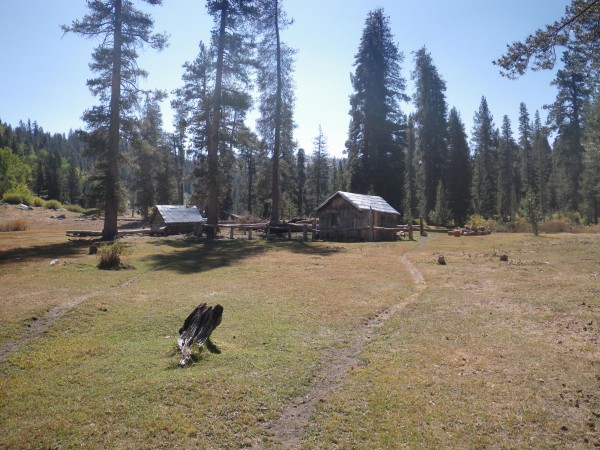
[1,0,598,239]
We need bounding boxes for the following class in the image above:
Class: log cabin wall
[317,196,398,242]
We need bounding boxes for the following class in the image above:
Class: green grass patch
[0,234,598,448]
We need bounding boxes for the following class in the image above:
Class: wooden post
[287,226,291,240]
[267,225,271,239]
[420,217,424,236]
[368,208,375,242]
[303,224,307,241]
[248,228,253,240]
[230,227,234,239]
[312,219,316,240]
[408,222,414,241]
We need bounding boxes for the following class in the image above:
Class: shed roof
[155,205,204,224]
[316,191,400,215]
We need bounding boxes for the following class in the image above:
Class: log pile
[448,226,492,237]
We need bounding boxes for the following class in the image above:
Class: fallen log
[177,303,223,366]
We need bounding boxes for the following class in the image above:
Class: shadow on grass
[0,240,90,265]
[144,238,342,274]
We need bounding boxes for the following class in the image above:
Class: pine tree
[532,111,552,215]
[346,8,407,210]
[403,114,418,222]
[205,0,256,233]
[495,0,600,78]
[497,115,518,218]
[255,0,295,222]
[471,97,498,217]
[547,51,590,211]
[581,95,600,223]
[63,0,167,240]
[446,108,471,225]
[295,147,306,215]
[430,180,449,226]
[411,47,448,218]
[518,102,535,199]
[308,125,330,209]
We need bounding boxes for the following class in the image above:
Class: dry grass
[0,218,29,232]
[307,234,599,448]
[0,208,598,449]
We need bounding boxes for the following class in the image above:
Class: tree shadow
[0,240,92,265]
[144,238,342,274]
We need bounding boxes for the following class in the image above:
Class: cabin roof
[316,191,400,215]
[155,205,203,224]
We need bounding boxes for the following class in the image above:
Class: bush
[2,186,32,205]
[2,192,26,204]
[97,242,131,270]
[466,214,487,229]
[65,204,85,213]
[44,199,62,210]
[30,196,45,207]
[0,219,30,232]
[539,219,577,233]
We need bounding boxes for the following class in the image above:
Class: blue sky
[1,0,568,157]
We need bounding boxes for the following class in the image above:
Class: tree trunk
[270,0,282,223]
[206,2,229,237]
[102,0,122,241]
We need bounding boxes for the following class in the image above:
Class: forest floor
[0,204,598,449]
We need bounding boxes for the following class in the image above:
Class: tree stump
[500,254,508,262]
[438,255,446,265]
[178,303,223,366]
[88,244,98,255]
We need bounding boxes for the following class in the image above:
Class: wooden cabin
[151,205,203,234]
[315,191,401,241]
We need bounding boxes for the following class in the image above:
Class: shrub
[0,219,30,232]
[65,204,85,213]
[539,219,577,233]
[2,192,26,204]
[466,214,487,229]
[97,242,131,270]
[44,199,62,210]
[30,196,46,207]
[2,186,32,205]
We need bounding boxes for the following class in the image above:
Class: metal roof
[155,205,204,224]
[316,191,400,215]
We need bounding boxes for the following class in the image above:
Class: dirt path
[0,267,163,364]
[260,242,428,449]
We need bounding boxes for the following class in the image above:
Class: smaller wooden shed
[315,191,401,241]
[151,205,204,234]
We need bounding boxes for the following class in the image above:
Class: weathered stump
[88,244,98,255]
[438,255,446,265]
[178,303,223,366]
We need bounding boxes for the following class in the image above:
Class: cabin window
[331,213,340,227]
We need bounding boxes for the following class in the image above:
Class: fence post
[287,226,291,240]
[303,224,307,241]
[248,228,253,240]
[230,227,234,239]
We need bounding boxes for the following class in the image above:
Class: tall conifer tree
[411,47,448,218]
[346,8,407,210]
[471,97,499,217]
[446,108,471,225]
[63,0,167,240]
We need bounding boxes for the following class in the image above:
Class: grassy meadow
[0,220,598,448]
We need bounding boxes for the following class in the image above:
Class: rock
[438,255,446,265]
[49,259,59,266]
[500,254,508,261]
[19,203,33,210]
[89,244,98,255]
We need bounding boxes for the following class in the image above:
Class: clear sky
[1,0,568,157]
